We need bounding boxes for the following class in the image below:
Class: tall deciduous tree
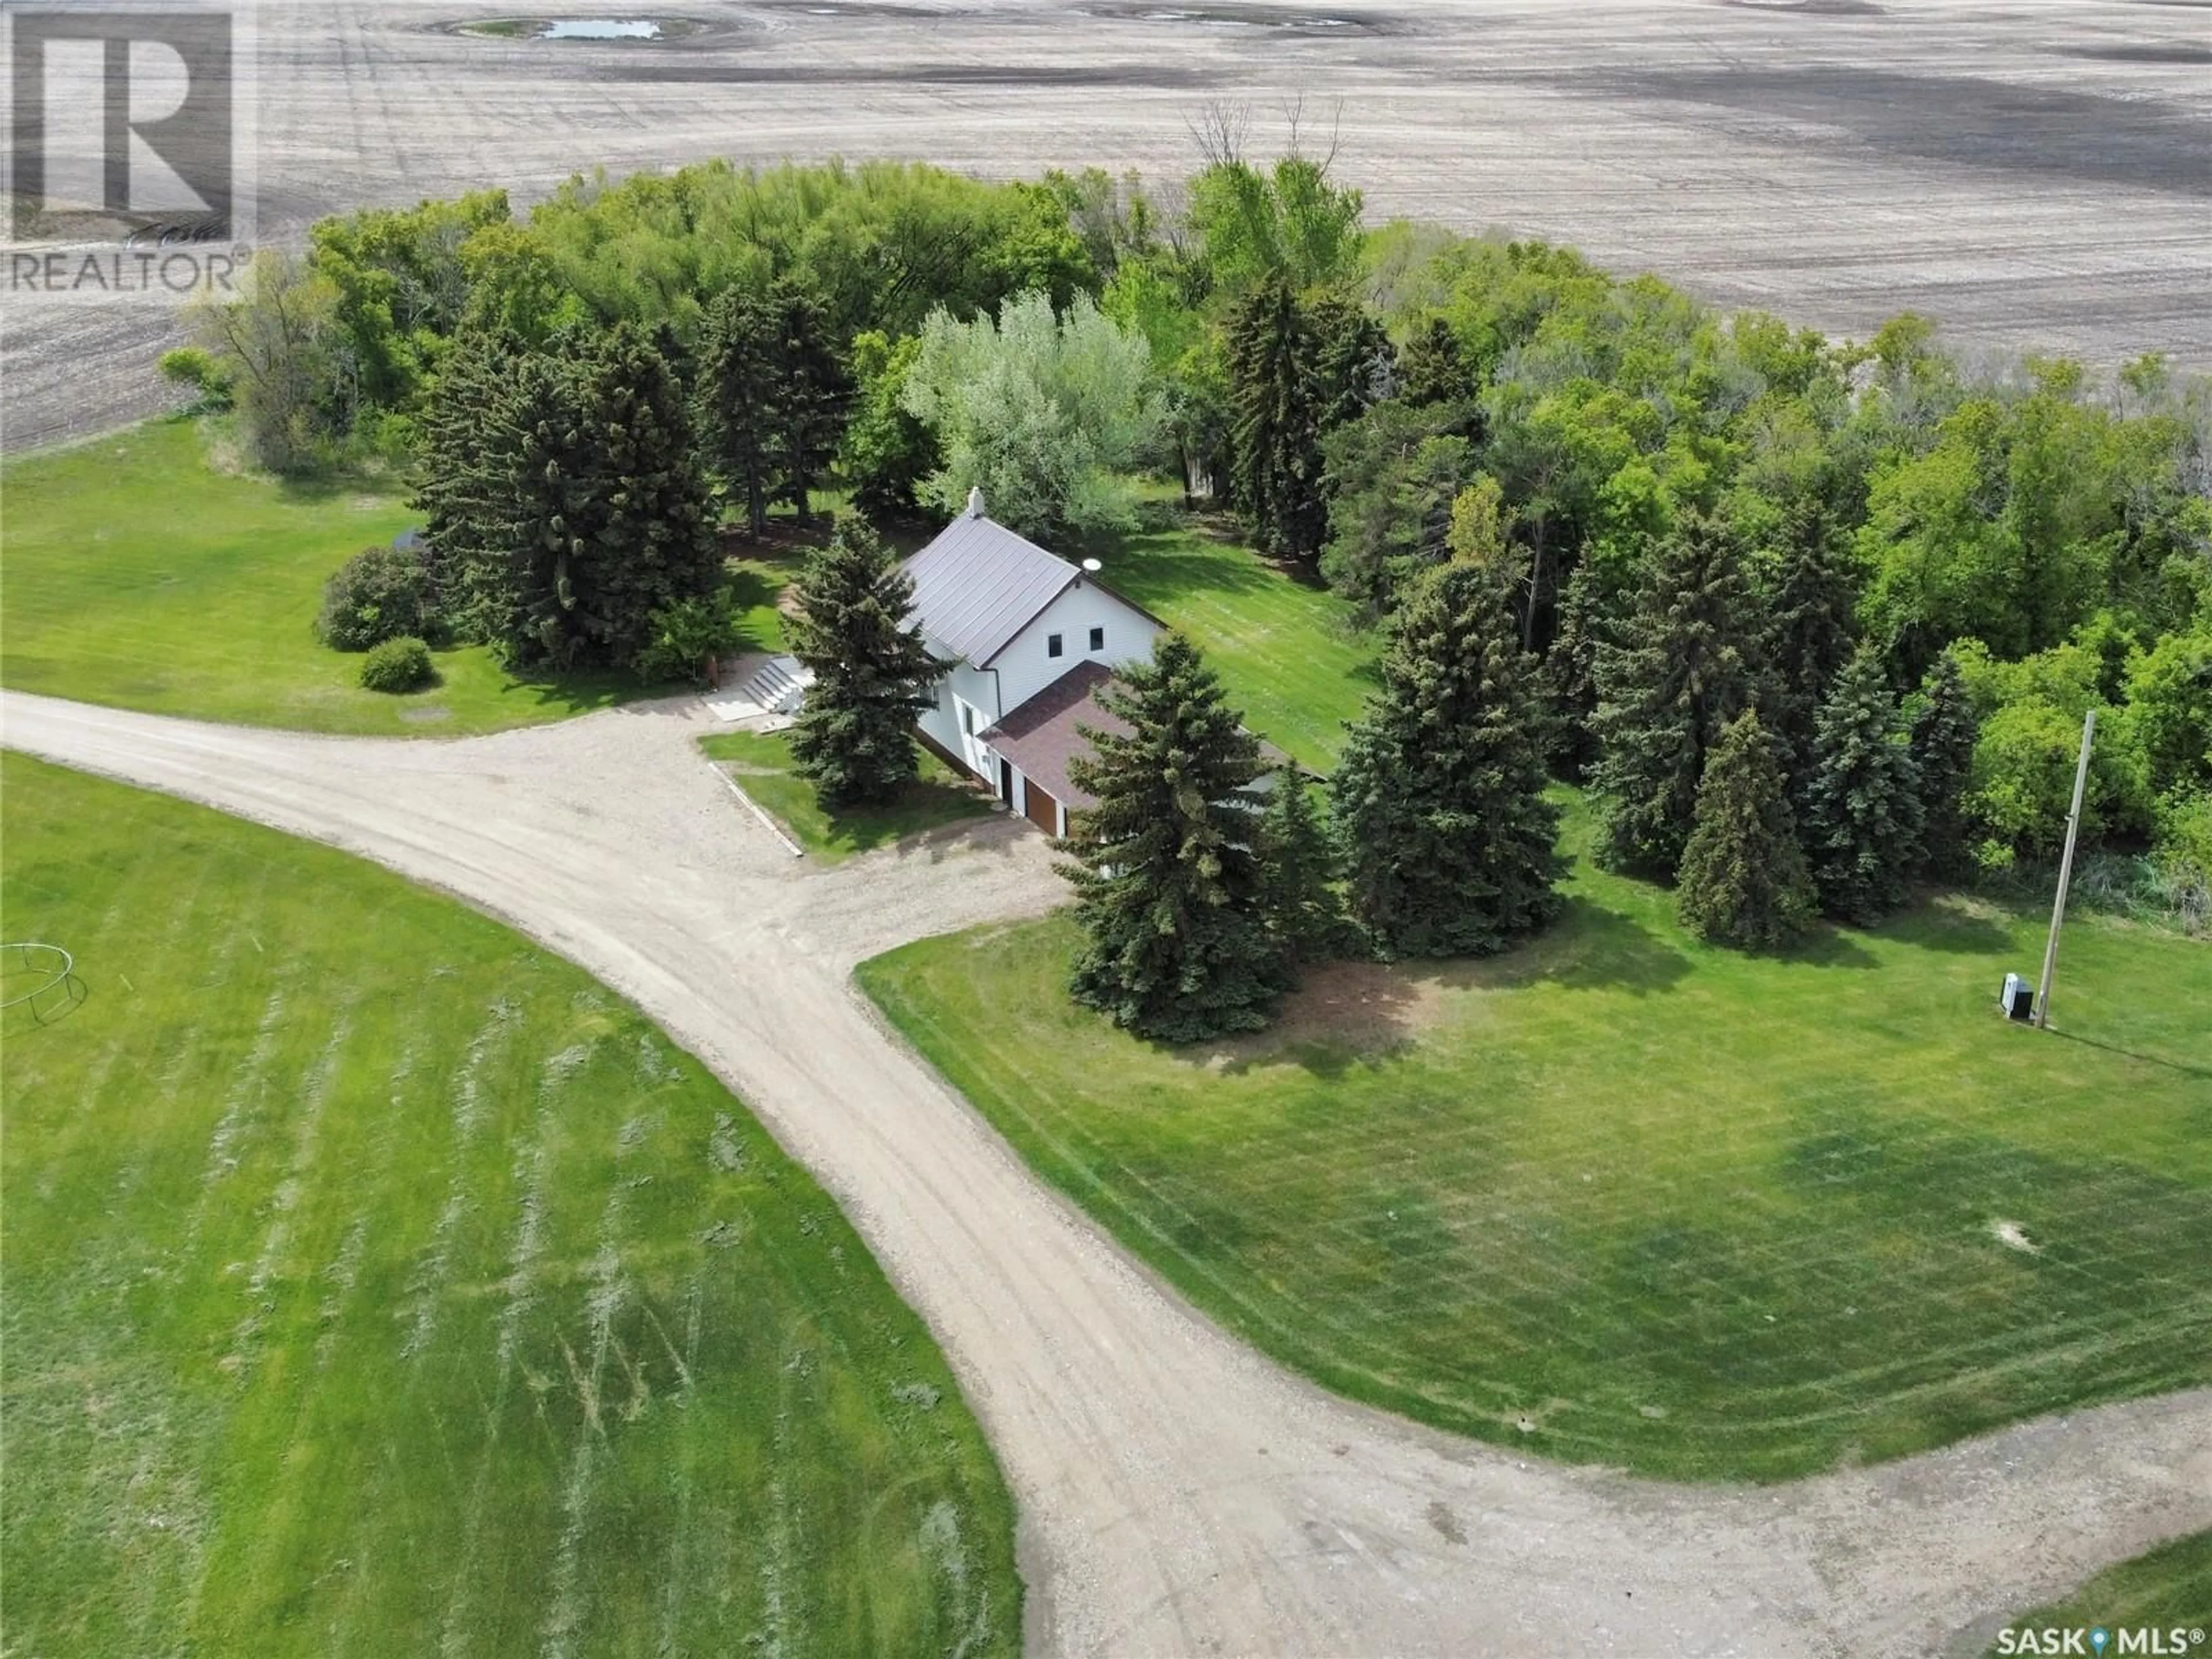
[786,521,940,806]
[1677,710,1816,949]
[1802,645,1924,923]
[902,290,1162,539]
[1060,635,1286,1041]
[838,329,940,520]
[1331,561,1564,957]
[1908,649,1981,880]
[188,248,350,475]
[1590,515,1763,877]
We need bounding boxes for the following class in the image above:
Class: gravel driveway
[4,689,2206,1658]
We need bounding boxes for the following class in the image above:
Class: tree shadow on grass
[1104,532,1286,606]
[507,668,640,719]
[1881,893,2018,957]
[1768,926,1881,970]
[2046,1027,2212,1083]
[1518,896,1696,995]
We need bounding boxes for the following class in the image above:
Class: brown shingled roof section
[977,661,1124,810]
[979,661,1304,815]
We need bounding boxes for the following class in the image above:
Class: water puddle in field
[453,16,710,41]
[545,17,660,36]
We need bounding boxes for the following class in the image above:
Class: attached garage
[979,661,1120,841]
[1022,778,1061,836]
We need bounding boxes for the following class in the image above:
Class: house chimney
[965,485,985,520]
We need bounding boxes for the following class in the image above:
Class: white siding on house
[915,655,1010,782]
[991,581,1160,713]
[916,674,963,763]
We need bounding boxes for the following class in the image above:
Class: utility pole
[2033,707,2096,1030]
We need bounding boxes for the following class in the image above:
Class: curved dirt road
[3,688,2206,1657]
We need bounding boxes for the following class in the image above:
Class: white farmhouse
[904,489,1165,835]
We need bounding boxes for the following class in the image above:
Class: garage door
[1022,778,1060,835]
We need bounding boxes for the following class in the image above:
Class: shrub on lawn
[359,635,435,693]
[318,543,437,650]
[157,345,233,410]
[632,588,741,685]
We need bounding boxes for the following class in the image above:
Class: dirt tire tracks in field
[5,690,2207,1658]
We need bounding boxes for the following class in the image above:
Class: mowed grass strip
[700,728,995,863]
[1095,512,1374,771]
[0,754,1019,1657]
[0,419,655,734]
[1984,1532,2212,1654]
[859,796,2212,1482]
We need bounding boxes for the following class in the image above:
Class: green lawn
[859,795,2212,1482]
[1986,1533,2212,1655]
[701,728,995,863]
[1,753,1019,1657]
[1090,510,1374,771]
[0,419,791,735]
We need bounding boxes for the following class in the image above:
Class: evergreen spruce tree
[1908,648,1982,881]
[767,276,849,522]
[1331,561,1564,957]
[566,324,721,670]
[1802,644,1925,923]
[1257,770,1344,965]
[696,283,782,538]
[1589,514,1763,877]
[1397,316,1482,416]
[1543,563,1606,781]
[1306,291,1392,434]
[1759,498,1862,795]
[1060,635,1286,1041]
[1225,274,1326,563]
[786,521,940,807]
[1677,710,1817,949]
[415,316,544,650]
[416,321,715,673]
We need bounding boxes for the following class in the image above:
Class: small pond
[544,17,659,37]
[454,16,709,41]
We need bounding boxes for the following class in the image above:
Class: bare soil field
[5,0,2209,452]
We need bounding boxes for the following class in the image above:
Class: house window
[960,702,976,736]
[1047,632,1065,658]
[1088,626,1105,652]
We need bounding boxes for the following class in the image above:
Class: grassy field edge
[2,752,1022,1654]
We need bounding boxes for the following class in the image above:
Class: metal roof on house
[902,512,1082,666]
